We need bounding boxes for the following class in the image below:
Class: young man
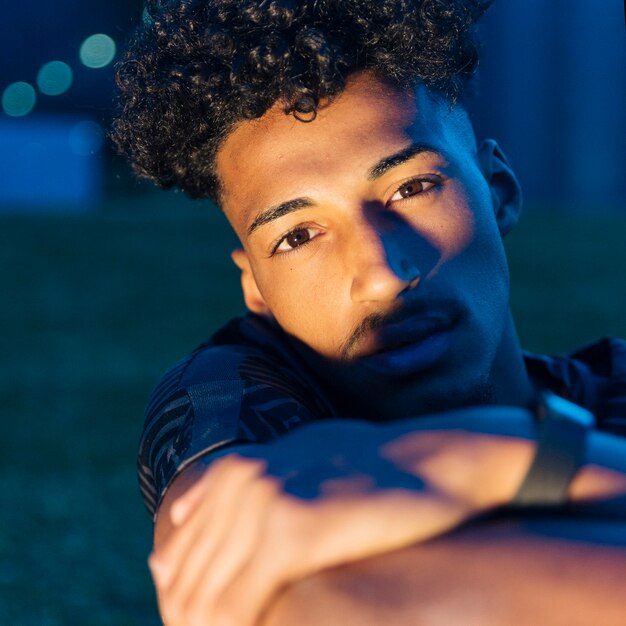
[113,1,626,625]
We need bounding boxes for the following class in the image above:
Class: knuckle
[148,553,168,586]
[266,495,310,548]
[210,454,237,475]
[276,491,310,518]
[147,552,158,571]
[258,472,282,496]
[217,452,266,477]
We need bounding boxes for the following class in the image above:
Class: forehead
[216,74,472,235]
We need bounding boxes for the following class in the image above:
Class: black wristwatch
[510,390,595,508]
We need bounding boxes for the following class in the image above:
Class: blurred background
[0,1,624,624]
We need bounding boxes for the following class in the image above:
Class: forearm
[570,430,626,512]
[262,421,626,626]
[378,407,626,513]
[155,410,626,544]
[263,515,626,626]
[150,411,626,626]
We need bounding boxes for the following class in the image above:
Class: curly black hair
[112,0,491,204]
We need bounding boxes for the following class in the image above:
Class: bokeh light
[37,61,74,96]
[2,82,37,117]
[79,34,116,69]
[69,120,104,156]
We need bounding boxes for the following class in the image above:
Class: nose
[349,221,421,303]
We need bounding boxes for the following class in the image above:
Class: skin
[221,72,534,420]
[152,416,626,626]
[153,415,540,626]
[149,73,626,626]
[262,516,626,626]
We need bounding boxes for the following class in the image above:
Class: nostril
[400,259,421,283]
[403,273,421,294]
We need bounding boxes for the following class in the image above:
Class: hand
[149,413,536,626]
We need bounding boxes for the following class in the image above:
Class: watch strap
[510,391,595,508]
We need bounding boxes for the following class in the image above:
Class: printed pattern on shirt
[137,320,334,518]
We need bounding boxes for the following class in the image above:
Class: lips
[357,311,457,376]
[358,310,453,355]
[376,315,451,352]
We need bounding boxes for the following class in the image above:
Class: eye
[274,226,320,254]
[387,176,440,204]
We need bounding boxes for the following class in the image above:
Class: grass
[505,210,626,352]
[0,194,624,624]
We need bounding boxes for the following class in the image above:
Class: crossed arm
[149,408,626,626]
[263,515,626,626]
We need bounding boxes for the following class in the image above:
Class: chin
[352,370,497,422]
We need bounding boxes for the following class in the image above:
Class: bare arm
[262,428,626,626]
[263,515,626,626]
[151,411,626,626]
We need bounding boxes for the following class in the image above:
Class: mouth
[358,314,456,376]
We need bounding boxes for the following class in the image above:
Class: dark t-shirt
[138,314,626,519]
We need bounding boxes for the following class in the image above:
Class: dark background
[1,1,624,624]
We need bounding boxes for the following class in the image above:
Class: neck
[488,311,536,411]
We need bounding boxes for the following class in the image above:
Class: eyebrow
[367,142,438,180]
[246,142,439,236]
[247,197,314,236]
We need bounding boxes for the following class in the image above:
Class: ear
[477,139,523,237]
[230,248,273,317]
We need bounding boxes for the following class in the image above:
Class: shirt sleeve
[524,337,626,437]
[137,344,324,519]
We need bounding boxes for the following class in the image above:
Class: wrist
[510,391,595,508]
[569,430,626,505]
[461,435,537,510]
[382,427,537,512]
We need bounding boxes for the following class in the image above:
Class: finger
[209,494,315,626]
[169,470,211,527]
[209,528,296,626]
[164,466,277,615]
[171,454,258,526]
[152,456,265,589]
[179,476,282,626]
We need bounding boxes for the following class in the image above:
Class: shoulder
[138,314,335,518]
[524,337,626,434]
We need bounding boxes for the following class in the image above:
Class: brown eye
[398,180,425,198]
[388,177,439,204]
[274,226,320,254]
[286,228,311,248]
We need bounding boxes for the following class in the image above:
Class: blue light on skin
[360,328,454,377]
[222,75,530,421]
[79,34,117,69]
[2,82,37,117]
[37,61,73,96]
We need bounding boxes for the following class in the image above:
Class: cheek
[420,193,477,279]
[422,181,510,313]
[256,262,350,352]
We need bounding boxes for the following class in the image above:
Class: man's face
[217,73,522,419]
